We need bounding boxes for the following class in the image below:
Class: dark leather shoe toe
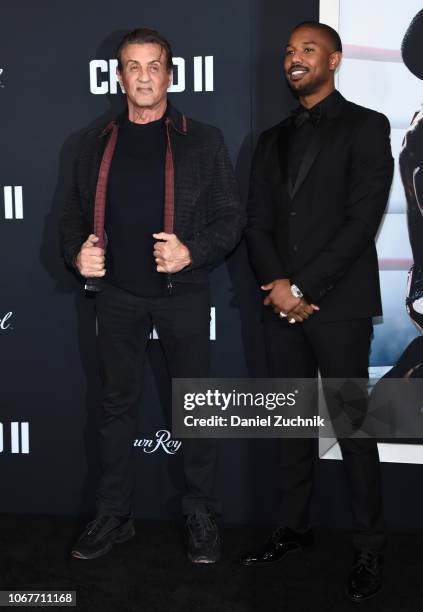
[346,549,383,603]
[240,527,314,567]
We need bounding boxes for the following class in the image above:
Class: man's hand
[261,279,300,314]
[286,299,319,323]
[75,234,105,277]
[261,279,319,322]
[153,232,192,273]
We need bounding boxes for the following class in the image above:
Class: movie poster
[320,0,423,463]
[335,0,422,372]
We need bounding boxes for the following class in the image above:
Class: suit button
[293,244,298,252]
[290,211,297,216]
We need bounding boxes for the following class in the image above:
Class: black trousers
[94,283,220,517]
[264,310,386,551]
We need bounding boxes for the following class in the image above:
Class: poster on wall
[319,0,423,463]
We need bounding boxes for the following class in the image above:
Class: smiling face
[117,43,172,114]
[284,26,341,99]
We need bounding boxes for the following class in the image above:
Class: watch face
[291,284,303,298]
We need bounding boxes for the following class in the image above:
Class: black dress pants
[94,282,220,517]
[264,310,386,551]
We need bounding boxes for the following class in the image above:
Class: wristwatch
[290,284,303,298]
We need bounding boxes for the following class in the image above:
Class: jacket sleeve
[292,112,394,303]
[182,130,245,270]
[244,132,292,284]
[59,135,91,270]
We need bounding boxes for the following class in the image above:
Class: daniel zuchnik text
[184,415,326,428]
[182,389,325,429]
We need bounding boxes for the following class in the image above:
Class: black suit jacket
[245,91,394,322]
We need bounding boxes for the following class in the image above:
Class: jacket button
[293,244,298,252]
[290,211,297,216]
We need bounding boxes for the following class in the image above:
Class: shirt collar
[295,89,343,122]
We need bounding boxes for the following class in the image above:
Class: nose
[290,50,305,63]
[136,67,150,82]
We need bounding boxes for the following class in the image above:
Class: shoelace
[353,550,380,575]
[187,512,217,545]
[86,515,111,538]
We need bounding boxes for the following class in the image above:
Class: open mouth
[288,67,309,81]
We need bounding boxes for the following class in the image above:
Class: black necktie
[291,105,321,128]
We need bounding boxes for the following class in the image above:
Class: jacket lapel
[278,119,295,198]
[290,120,336,199]
[290,91,345,199]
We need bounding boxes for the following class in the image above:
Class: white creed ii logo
[3,187,24,220]
[89,56,214,94]
[0,68,4,88]
[0,422,30,454]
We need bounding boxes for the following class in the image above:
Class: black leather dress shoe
[346,549,383,602]
[240,527,314,566]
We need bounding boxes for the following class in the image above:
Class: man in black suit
[241,21,394,602]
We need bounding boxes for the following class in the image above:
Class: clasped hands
[75,232,191,278]
[261,279,319,323]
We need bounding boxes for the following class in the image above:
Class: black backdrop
[1,0,422,529]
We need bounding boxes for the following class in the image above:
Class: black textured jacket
[59,103,244,286]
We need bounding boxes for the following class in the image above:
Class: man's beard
[288,73,327,97]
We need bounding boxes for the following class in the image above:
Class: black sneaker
[186,510,221,564]
[71,514,135,560]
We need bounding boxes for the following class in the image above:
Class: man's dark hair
[402,10,423,80]
[292,21,343,53]
[116,27,173,72]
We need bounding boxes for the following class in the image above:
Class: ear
[329,51,342,72]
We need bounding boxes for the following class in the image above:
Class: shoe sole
[188,552,221,564]
[71,525,135,560]
[345,585,382,604]
[240,544,314,567]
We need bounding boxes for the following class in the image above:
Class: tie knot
[292,105,321,128]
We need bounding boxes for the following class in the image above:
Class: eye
[285,50,294,56]
[129,65,138,71]
[304,48,314,53]
[150,64,159,72]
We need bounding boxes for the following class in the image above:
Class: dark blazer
[245,91,394,322]
[60,104,244,287]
